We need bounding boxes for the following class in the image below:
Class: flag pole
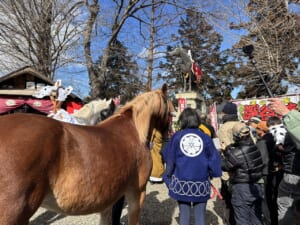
[242,45,274,98]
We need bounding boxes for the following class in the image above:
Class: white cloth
[269,124,287,145]
[48,109,79,124]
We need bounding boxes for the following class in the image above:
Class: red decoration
[178,98,186,112]
[192,62,202,83]
[0,97,53,114]
[66,101,83,114]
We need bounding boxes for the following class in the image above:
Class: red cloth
[192,62,202,83]
[66,101,83,114]
[210,183,223,200]
[0,97,53,114]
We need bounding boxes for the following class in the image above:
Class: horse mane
[113,88,168,144]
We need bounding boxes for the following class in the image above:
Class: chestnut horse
[0,84,172,225]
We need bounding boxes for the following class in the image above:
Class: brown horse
[0,84,172,225]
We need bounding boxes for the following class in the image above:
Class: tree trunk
[84,0,99,98]
[146,0,155,89]
[38,0,52,78]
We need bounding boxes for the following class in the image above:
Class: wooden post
[189,73,192,91]
[183,74,186,91]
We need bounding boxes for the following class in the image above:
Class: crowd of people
[111,97,300,225]
[159,98,299,225]
[216,99,300,225]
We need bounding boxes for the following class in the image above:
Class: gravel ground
[30,179,224,225]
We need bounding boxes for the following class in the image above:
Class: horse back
[0,113,63,174]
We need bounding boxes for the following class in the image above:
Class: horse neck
[132,98,166,144]
[134,111,153,144]
[116,90,168,144]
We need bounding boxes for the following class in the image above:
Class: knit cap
[222,102,237,115]
[256,121,268,132]
[232,122,250,138]
[249,116,261,124]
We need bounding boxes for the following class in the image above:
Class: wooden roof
[0,66,53,84]
[0,66,81,101]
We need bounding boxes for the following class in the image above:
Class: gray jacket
[284,110,300,145]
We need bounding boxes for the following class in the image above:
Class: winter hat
[222,102,237,115]
[256,121,268,132]
[249,116,261,124]
[232,122,250,138]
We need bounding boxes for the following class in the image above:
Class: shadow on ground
[29,182,225,225]
[122,185,225,225]
[121,189,177,225]
[30,211,65,225]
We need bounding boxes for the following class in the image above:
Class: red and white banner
[178,98,186,113]
[232,95,300,121]
[209,102,218,136]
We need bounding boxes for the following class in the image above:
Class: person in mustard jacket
[149,128,165,183]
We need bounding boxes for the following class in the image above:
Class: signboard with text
[232,95,300,121]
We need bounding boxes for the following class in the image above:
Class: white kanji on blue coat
[180,133,203,157]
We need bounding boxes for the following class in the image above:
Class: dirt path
[30,179,224,225]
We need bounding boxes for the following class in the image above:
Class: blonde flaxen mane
[115,89,168,143]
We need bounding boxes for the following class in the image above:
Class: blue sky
[55,1,244,99]
[55,1,300,100]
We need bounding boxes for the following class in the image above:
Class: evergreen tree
[161,9,235,104]
[94,39,141,102]
[231,0,300,98]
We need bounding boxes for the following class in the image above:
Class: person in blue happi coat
[162,107,222,225]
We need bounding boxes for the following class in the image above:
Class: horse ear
[161,83,168,95]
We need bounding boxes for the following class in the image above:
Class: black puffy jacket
[222,137,263,184]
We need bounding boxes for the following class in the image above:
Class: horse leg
[0,181,46,225]
[126,189,146,225]
[0,208,28,225]
[99,206,112,225]
[0,196,31,225]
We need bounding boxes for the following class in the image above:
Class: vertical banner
[209,102,219,136]
[178,97,186,113]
